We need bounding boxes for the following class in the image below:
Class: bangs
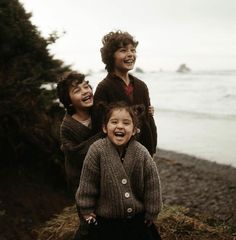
[117,38,138,48]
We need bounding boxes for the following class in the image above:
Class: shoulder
[94,77,110,96]
[96,74,111,87]
[89,138,107,151]
[60,114,74,129]
[61,114,85,131]
[130,75,148,88]
[130,139,150,156]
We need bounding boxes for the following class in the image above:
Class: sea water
[89,70,236,167]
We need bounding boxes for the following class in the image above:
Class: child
[93,30,157,157]
[57,71,102,195]
[76,101,162,240]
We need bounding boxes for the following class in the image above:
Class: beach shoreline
[156,148,236,181]
[155,148,236,225]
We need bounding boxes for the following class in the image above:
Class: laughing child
[76,101,162,240]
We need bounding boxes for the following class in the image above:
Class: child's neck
[116,145,127,159]
[113,70,130,85]
[72,109,90,122]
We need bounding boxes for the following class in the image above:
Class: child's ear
[102,125,107,134]
[132,127,138,136]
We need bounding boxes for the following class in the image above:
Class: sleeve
[93,82,109,132]
[94,81,109,103]
[75,144,100,215]
[142,82,157,154]
[143,152,162,220]
[61,127,103,155]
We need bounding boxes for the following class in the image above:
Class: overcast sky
[19,0,236,72]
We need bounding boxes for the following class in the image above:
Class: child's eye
[110,120,118,124]
[123,121,131,125]
[119,48,126,52]
[73,88,81,93]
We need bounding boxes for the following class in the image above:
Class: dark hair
[57,71,86,114]
[100,30,139,72]
[103,101,138,129]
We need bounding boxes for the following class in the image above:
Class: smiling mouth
[124,60,134,64]
[114,132,125,137]
[82,95,92,102]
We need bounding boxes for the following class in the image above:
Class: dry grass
[156,206,235,240]
[34,205,78,240]
[34,205,235,240]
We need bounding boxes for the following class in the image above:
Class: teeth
[115,132,125,137]
[82,96,90,101]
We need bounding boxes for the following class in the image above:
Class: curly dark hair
[100,30,139,72]
[56,71,86,114]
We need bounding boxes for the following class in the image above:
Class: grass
[35,205,235,240]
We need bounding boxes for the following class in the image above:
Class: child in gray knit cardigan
[76,101,162,240]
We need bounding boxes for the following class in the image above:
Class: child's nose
[127,50,133,56]
[117,122,123,128]
[81,87,88,94]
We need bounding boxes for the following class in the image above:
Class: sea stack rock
[177,64,191,73]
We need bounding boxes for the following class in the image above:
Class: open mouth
[124,59,134,64]
[114,132,125,137]
[82,94,92,102]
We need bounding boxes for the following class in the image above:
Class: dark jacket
[93,73,157,156]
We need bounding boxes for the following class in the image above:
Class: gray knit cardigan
[76,138,162,220]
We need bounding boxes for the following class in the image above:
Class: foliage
[0,0,69,179]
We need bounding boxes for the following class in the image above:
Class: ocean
[89,70,236,167]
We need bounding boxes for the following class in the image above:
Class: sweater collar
[107,72,135,84]
[105,137,137,177]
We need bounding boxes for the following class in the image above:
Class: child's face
[113,44,136,73]
[69,80,93,110]
[103,108,136,147]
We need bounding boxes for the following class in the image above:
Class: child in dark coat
[93,30,157,157]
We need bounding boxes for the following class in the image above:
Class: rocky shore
[156,149,236,225]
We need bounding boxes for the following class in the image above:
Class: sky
[19,0,236,73]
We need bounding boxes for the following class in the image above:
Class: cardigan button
[124,192,130,198]
[127,208,133,213]
[121,179,127,184]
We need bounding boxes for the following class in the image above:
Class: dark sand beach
[156,149,236,225]
[0,149,235,239]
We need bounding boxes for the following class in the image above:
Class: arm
[94,81,109,103]
[143,152,162,222]
[61,128,103,154]
[93,82,109,132]
[75,144,100,216]
[143,83,158,153]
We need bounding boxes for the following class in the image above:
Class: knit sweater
[60,113,102,193]
[76,138,162,221]
[93,73,157,156]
